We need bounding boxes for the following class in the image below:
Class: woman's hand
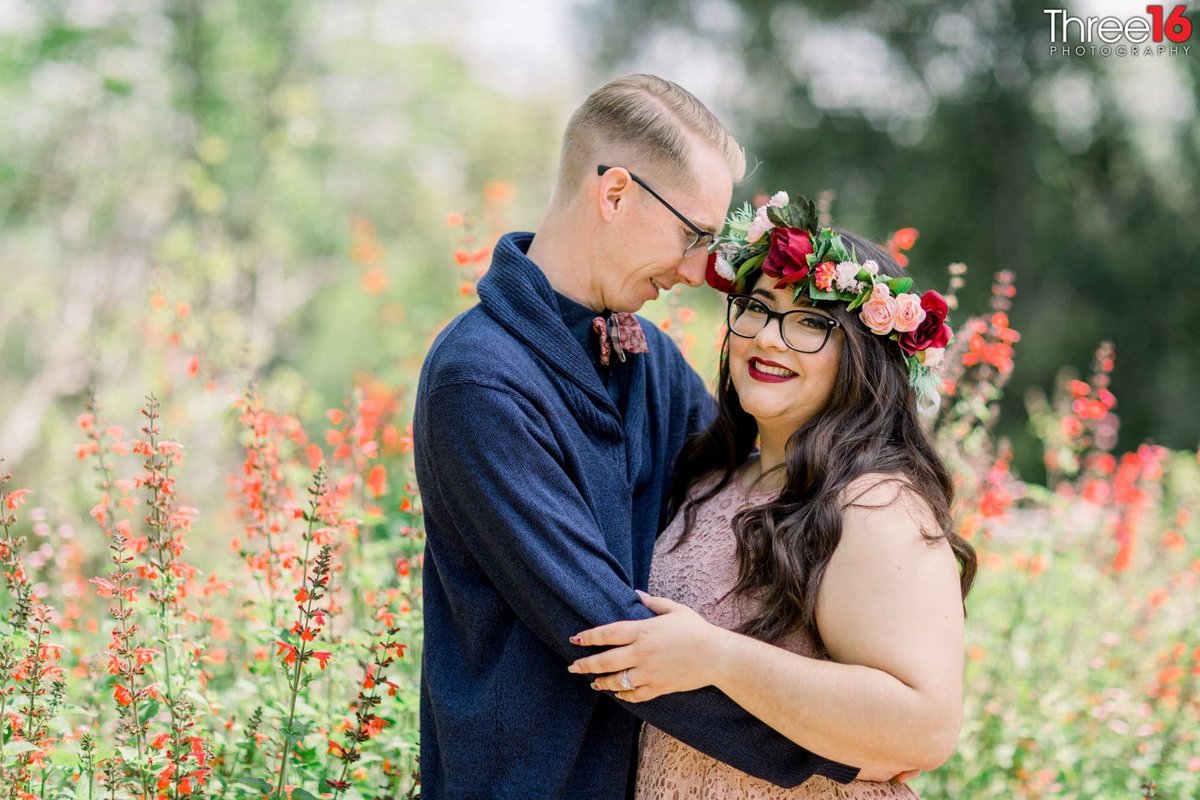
[568,591,726,702]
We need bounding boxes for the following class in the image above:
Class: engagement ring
[620,669,634,691]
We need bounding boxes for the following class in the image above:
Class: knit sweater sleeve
[418,380,859,787]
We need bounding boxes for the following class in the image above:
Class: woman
[569,193,978,797]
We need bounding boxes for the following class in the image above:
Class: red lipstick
[748,357,797,383]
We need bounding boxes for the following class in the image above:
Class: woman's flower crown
[705,191,952,413]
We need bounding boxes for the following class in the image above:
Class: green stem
[274,478,322,800]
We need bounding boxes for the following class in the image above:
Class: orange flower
[114,684,133,706]
[361,268,388,295]
[890,227,919,251]
[275,641,297,665]
[186,355,199,378]
[363,715,390,737]
[366,464,388,498]
[312,651,332,670]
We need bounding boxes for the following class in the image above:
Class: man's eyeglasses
[597,165,714,258]
[727,294,842,353]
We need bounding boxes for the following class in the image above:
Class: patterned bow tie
[591,312,649,366]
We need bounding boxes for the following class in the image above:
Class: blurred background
[1,3,1198,796]
[1,0,1198,487]
[2,0,1198,494]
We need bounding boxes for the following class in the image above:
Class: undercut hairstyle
[556,73,745,198]
[667,230,977,649]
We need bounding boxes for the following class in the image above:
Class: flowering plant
[706,191,952,412]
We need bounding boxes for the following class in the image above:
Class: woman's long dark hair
[668,230,977,647]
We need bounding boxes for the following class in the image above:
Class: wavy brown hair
[668,230,977,647]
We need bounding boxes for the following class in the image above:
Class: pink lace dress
[634,474,919,800]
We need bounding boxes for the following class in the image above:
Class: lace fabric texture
[634,475,919,800]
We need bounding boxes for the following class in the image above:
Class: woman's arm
[570,482,965,774]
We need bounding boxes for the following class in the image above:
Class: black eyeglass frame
[726,293,843,354]
[597,165,714,257]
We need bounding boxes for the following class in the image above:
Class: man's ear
[597,167,632,223]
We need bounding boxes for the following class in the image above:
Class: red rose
[705,252,735,293]
[762,227,813,287]
[898,290,951,355]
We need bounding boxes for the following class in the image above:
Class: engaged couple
[414,74,977,799]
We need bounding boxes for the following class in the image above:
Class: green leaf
[766,205,788,227]
[102,77,133,96]
[811,235,830,265]
[887,277,914,294]
[847,285,873,312]
[138,698,160,725]
[828,233,849,263]
[808,287,842,301]
[734,252,766,283]
[291,788,320,800]
[3,740,41,755]
[238,775,273,793]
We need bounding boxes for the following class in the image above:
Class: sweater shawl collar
[477,232,619,416]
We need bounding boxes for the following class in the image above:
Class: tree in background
[588,0,1200,477]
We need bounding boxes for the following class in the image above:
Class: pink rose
[898,290,952,355]
[762,227,813,287]
[892,292,926,333]
[746,205,773,243]
[859,285,897,336]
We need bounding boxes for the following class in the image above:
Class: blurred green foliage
[0,0,562,501]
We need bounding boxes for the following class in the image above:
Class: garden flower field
[1,215,1197,800]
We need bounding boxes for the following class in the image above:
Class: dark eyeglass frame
[726,293,843,354]
[597,165,714,257]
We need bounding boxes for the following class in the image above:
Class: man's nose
[676,251,708,288]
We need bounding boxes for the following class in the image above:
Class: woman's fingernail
[569,635,581,645]
[567,664,579,673]
[590,682,600,691]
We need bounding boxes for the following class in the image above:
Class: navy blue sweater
[413,233,858,799]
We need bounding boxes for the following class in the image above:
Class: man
[414,74,863,799]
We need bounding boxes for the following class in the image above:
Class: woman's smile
[747,357,798,382]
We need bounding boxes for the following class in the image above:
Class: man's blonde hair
[556,74,745,198]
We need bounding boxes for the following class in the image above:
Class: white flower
[746,205,774,243]
[834,261,862,292]
[861,259,879,275]
[922,346,945,368]
[714,254,736,281]
[767,191,789,208]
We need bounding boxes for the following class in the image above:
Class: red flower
[762,228,813,288]
[705,252,735,293]
[312,651,332,670]
[897,290,951,355]
[4,489,30,510]
[114,684,133,706]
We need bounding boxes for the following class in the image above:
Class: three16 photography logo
[1046,4,1194,56]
